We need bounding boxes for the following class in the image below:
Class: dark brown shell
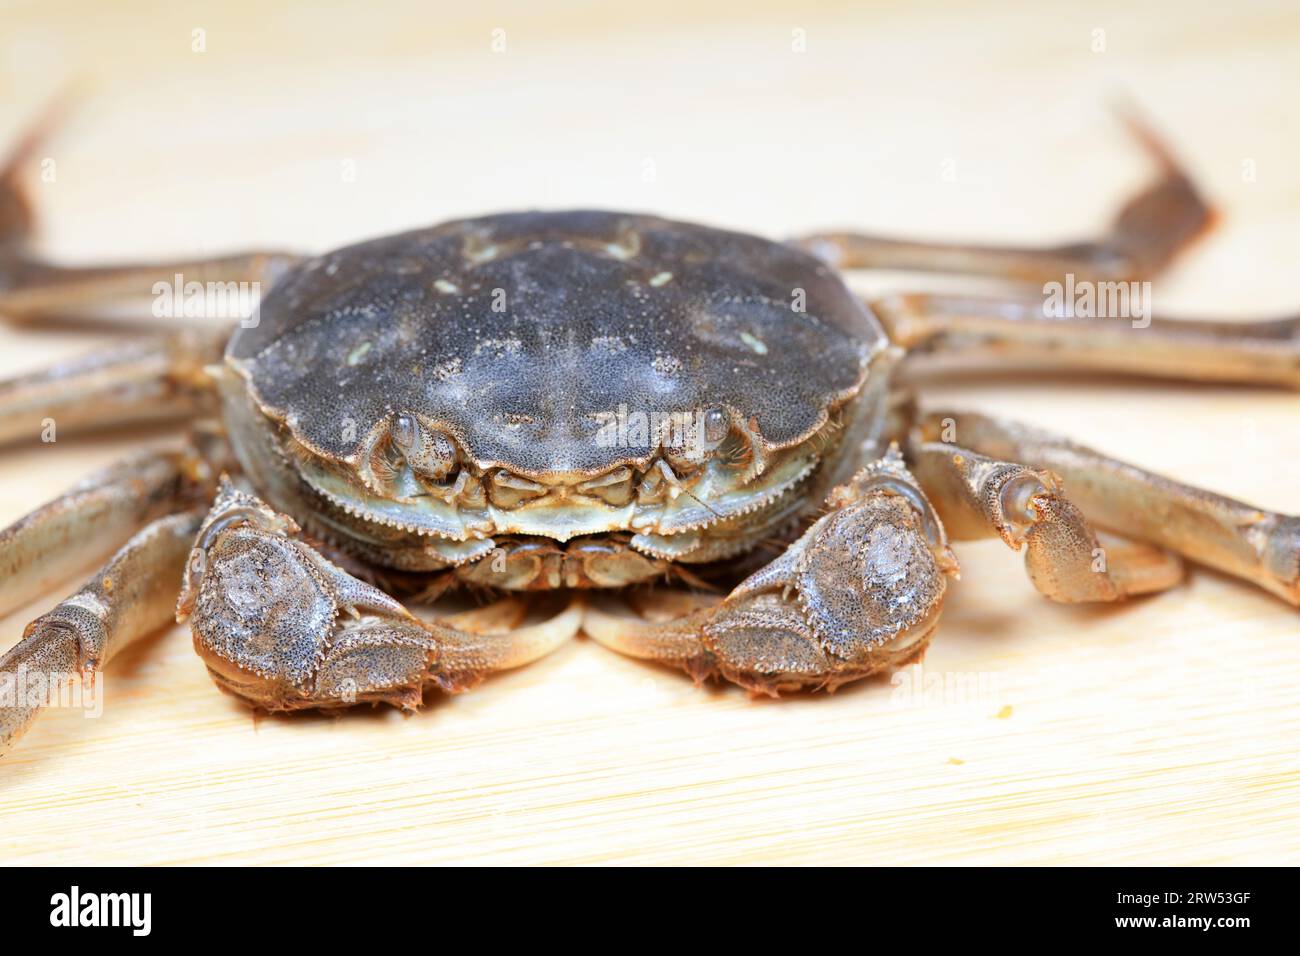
[228,210,885,475]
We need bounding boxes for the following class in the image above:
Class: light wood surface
[1,0,1298,865]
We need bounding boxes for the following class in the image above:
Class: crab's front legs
[1,509,204,752]
[913,411,1300,604]
[907,436,1186,602]
[177,481,581,711]
[587,450,958,694]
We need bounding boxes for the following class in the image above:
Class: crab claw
[586,450,959,694]
[178,480,581,710]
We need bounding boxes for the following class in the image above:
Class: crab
[2,103,1298,754]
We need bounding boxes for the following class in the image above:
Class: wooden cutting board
[1,0,1297,865]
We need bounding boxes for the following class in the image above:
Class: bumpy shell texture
[228,210,884,475]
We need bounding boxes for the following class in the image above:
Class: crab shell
[221,210,889,576]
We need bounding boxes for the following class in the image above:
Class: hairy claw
[586,452,958,695]
[179,480,578,711]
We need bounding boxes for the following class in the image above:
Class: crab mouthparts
[286,430,823,547]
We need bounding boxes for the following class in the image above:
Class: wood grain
[1,0,1297,865]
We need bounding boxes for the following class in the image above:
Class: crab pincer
[586,449,959,694]
[177,481,582,711]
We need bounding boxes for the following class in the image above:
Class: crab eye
[703,407,728,445]
[387,414,458,484]
[392,414,418,450]
[663,406,734,470]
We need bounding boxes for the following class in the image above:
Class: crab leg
[177,481,582,711]
[907,437,1185,602]
[0,90,71,248]
[0,252,297,324]
[796,109,1211,284]
[0,331,228,446]
[1,95,297,325]
[916,411,1300,605]
[872,293,1300,389]
[0,508,204,754]
[0,449,193,618]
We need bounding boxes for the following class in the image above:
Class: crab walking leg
[0,95,299,323]
[586,448,960,694]
[0,509,204,754]
[0,251,299,324]
[908,439,1184,602]
[918,411,1300,604]
[0,449,191,618]
[872,293,1300,389]
[0,330,227,446]
[0,90,72,247]
[177,481,581,711]
[795,110,1211,284]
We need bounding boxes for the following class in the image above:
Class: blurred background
[3,0,1297,308]
[1,0,1297,865]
